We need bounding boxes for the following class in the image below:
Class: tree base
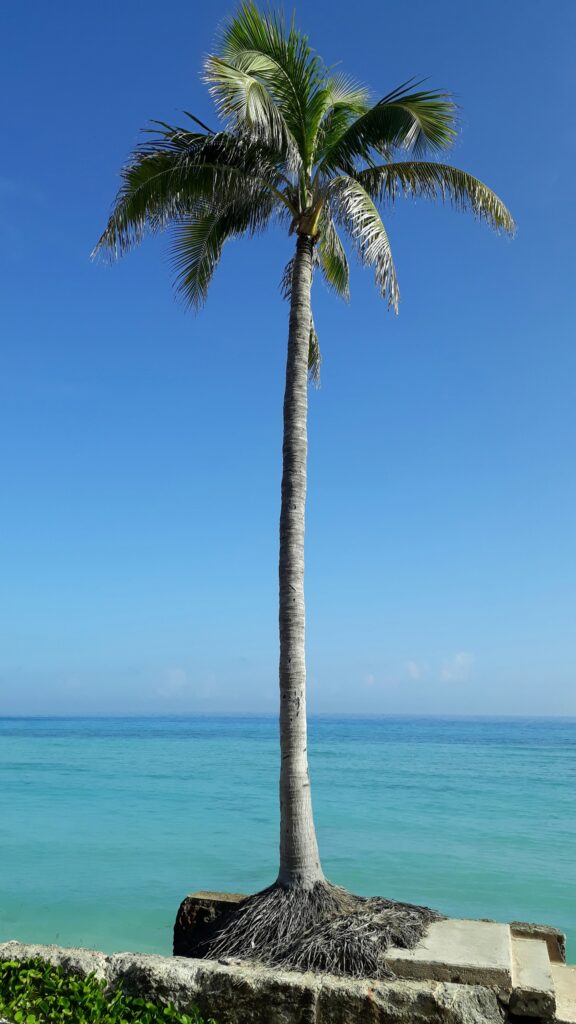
[196,881,444,980]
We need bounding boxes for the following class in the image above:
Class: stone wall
[0,940,506,1024]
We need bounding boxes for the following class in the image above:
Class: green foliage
[93,1,514,315]
[317,214,350,300]
[329,177,399,309]
[206,1,325,167]
[356,161,515,234]
[0,959,216,1024]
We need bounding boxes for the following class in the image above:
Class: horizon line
[1,712,575,721]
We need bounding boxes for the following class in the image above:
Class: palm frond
[329,176,399,310]
[93,147,204,259]
[138,125,289,186]
[170,214,231,309]
[325,73,371,110]
[308,316,321,386]
[356,161,516,234]
[319,82,457,172]
[311,74,370,165]
[204,54,299,164]
[170,190,274,309]
[182,111,215,134]
[280,244,322,300]
[280,255,295,301]
[214,2,325,167]
[318,212,350,299]
[93,128,289,259]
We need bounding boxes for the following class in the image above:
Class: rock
[510,935,556,1019]
[107,952,206,1012]
[108,952,320,1023]
[0,940,507,1024]
[189,959,319,1024]
[173,891,246,957]
[316,976,505,1024]
[387,919,512,990]
[0,940,108,980]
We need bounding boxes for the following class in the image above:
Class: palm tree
[94,2,514,977]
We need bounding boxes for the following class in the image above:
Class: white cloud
[156,667,188,698]
[364,673,376,687]
[405,660,425,680]
[441,651,474,682]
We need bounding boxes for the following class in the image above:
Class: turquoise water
[0,716,574,958]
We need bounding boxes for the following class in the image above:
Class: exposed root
[200,881,443,979]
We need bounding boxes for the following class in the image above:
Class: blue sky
[1,0,575,715]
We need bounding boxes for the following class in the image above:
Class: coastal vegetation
[94,1,513,979]
[0,959,214,1024]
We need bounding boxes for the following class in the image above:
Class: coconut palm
[94,2,514,976]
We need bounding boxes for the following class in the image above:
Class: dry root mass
[201,881,443,979]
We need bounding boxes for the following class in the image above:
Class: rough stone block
[510,936,555,1018]
[551,964,576,1024]
[0,940,507,1024]
[173,891,246,957]
[386,919,512,991]
[0,940,108,980]
[316,976,505,1024]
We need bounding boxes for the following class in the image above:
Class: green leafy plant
[0,959,216,1024]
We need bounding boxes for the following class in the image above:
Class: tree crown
[94,2,514,325]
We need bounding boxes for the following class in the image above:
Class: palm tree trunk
[278,233,325,889]
[192,235,440,973]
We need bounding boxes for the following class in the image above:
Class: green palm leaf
[93,128,290,259]
[204,54,299,163]
[356,161,515,234]
[93,147,204,258]
[308,316,321,386]
[318,213,350,299]
[171,190,274,309]
[329,176,399,310]
[170,213,232,309]
[320,82,457,172]
[306,74,369,170]
[214,1,324,167]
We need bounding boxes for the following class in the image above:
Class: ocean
[0,716,574,959]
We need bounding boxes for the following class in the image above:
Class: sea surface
[0,716,574,959]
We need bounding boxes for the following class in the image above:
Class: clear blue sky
[1,0,575,716]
